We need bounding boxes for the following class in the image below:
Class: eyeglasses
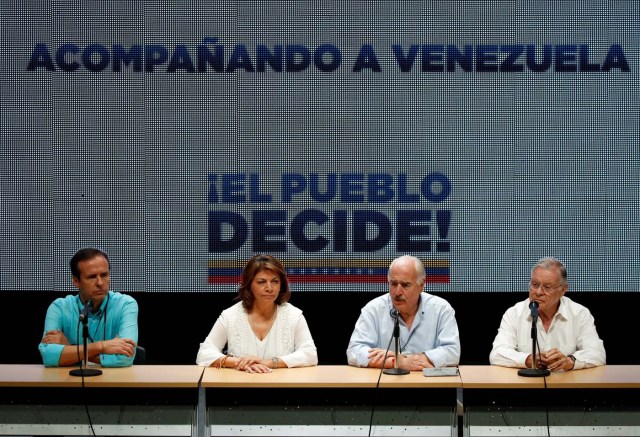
[529,281,564,293]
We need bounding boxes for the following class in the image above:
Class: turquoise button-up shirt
[39,291,138,367]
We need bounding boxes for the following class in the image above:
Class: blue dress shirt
[347,292,461,368]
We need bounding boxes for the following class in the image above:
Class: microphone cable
[82,294,109,437]
[367,322,396,437]
[75,318,99,437]
[535,335,551,437]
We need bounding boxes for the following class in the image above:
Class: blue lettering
[422,45,444,72]
[500,45,524,72]
[82,44,110,72]
[221,174,246,203]
[421,173,451,203]
[397,210,431,252]
[252,210,286,252]
[198,37,224,72]
[145,45,169,72]
[281,173,306,202]
[309,173,337,202]
[56,44,80,72]
[368,174,394,202]
[286,45,311,72]
[602,44,630,72]
[314,44,341,72]
[447,45,472,72]
[113,45,143,72]
[291,209,329,251]
[27,43,56,71]
[392,45,418,72]
[249,174,272,203]
[436,209,451,252]
[352,44,381,72]
[397,174,420,202]
[167,45,195,73]
[227,44,254,73]
[208,211,247,252]
[579,45,599,72]
[352,210,391,252]
[340,174,365,202]
[256,45,283,72]
[526,44,552,72]
[476,45,499,72]
[333,210,348,252]
[555,45,577,72]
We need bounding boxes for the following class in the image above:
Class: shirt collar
[527,296,568,321]
[386,293,426,318]
[76,291,110,317]
[554,296,569,321]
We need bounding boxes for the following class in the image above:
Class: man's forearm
[58,341,103,367]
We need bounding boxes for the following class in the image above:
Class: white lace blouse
[196,302,318,367]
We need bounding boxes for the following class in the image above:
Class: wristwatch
[271,357,280,369]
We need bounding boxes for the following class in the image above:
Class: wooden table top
[201,365,462,388]
[0,364,204,388]
[2,364,638,389]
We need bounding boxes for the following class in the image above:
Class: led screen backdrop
[1,1,638,293]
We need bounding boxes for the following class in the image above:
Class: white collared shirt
[490,296,606,370]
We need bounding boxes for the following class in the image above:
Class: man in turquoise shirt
[39,248,138,367]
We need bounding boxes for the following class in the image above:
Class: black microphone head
[390,308,400,319]
[79,299,94,321]
[529,300,538,310]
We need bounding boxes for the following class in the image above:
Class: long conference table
[1,364,639,436]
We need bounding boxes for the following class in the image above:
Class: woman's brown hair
[236,254,291,310]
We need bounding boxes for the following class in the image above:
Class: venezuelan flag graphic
[208,259,450,284]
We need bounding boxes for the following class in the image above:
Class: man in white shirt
[490,257,605,371]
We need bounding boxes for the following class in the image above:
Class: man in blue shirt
[347,255,460,370]
[39,248,138,367]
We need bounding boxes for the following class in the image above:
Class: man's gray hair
[388,255,426,283]
[531,257,567,283]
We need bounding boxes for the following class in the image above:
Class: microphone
[383,306,409,375]
[70,298,102,377]
[390,308,400,320]
[79,299,93,322]
[529,300,539,321]
[518,299,549,377]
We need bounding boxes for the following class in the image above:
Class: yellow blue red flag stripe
[208,259,450,284]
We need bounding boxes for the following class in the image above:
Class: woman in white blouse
[196,254,318,372]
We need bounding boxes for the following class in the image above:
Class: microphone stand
[518,313,550,377]
[383,313,409,376]
[69,316,102,377]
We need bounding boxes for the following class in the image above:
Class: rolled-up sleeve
[39,300,67,367]
[100,297,138,368]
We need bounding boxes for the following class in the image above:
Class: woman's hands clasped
[233,355,273,373]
